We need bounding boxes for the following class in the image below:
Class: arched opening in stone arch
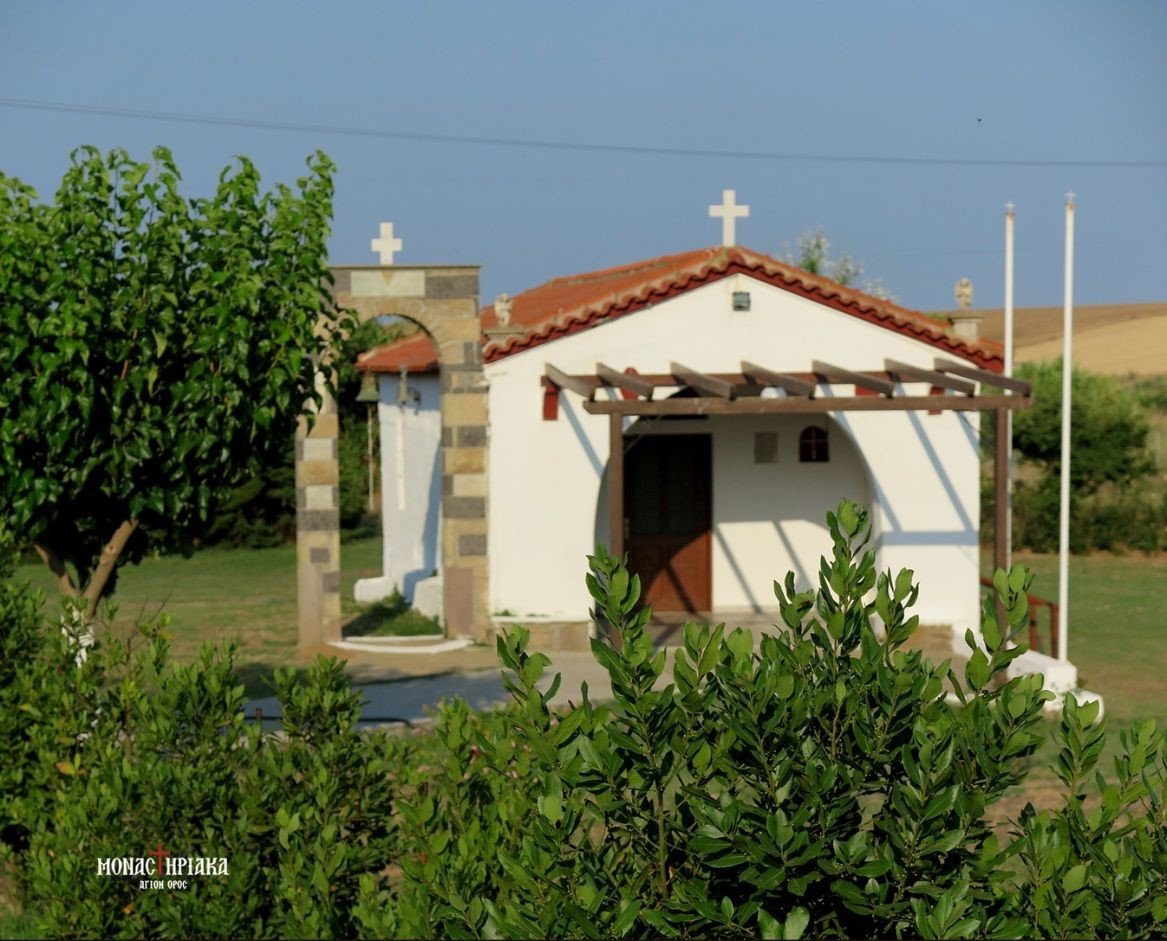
[348,313,443,617]
[295,264,487,648]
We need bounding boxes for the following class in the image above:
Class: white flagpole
[1004,203,1015,570]
[1057,193,1075,662]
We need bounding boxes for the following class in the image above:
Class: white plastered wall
[353,372,442,603]
[484,273,981,628]
[698,412,872,613]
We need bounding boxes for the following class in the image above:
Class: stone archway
[295,264,488,647]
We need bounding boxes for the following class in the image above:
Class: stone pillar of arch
[295,264,487,648]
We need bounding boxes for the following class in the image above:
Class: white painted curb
[331,637,475,655]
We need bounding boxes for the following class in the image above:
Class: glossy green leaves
[0,147,347,602]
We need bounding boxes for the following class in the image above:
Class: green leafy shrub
[201,460,297,549]
[5,503,1167,938]
[1010,361,1155,495]
[1011,476,1167,555]
[376,502,1167,939]
[0,583,111,859]
[1075,479,1167,555]
[198,421,376,548]
[339,422,378,538]
[1012,703,1167,936]
[203,420,376,548]
[1,579,405,938]
[989,361,1162,554]
[1132,375,1167,413]
[0,567,55,852]
[345,589,442,637]
[1012,476,1063,554]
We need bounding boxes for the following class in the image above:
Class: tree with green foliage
[784,227,896,301]
[202,316,415,547]
[200,455,298,549]
[1012,361,1154,493]
[0,146,347,616]
[1000,361,1156,551]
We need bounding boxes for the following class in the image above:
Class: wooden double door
[624,434,711,613]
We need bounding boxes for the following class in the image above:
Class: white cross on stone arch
[708,189,749,247]
[371,222,404,265]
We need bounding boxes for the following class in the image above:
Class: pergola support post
[994,406,1009,576]
[608,413,624,560]
[993,406,1010,634]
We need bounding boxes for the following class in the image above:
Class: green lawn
[11,541,1166,728]
[977,550,1167,821]
[14,537,384,680]
[988,550,1167,726]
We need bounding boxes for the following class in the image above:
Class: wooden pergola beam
[671,361,735,399]
[934,358,1031,395]
[545,364,596,400]
[740,361,815,397]
[811,360,896,397]
[597,363,654,400]
[548,360,1032,406]
[885,359,977,395]
[583,393,1031,417]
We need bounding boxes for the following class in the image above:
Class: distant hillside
[929,302,1167,376]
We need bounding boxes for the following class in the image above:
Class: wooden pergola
[543,357,1031,576]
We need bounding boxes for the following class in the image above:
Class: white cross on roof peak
[708,189,749,247]
[371,222,404,265]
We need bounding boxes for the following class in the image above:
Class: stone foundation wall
[493,620,594,652]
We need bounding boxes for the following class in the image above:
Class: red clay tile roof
[357,330,439,373]
[357,245,1004,374]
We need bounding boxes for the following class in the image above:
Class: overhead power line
[2,96,1164,170]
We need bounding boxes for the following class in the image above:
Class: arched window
[799,425,829,463]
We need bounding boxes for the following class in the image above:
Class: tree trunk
[82,519,139,620]
[34,543,79,597]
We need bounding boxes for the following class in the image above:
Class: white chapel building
[353,199,1021,646]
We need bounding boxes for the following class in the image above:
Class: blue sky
[2,1,1164,313]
